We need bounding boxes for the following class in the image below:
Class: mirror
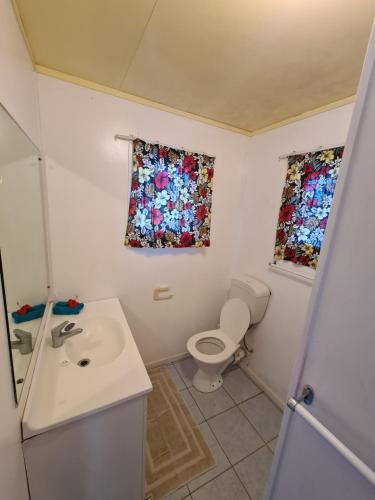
[0,104,49,404]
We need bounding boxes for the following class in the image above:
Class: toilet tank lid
[231,276,270,298]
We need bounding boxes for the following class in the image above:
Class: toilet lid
[219,298,251,343]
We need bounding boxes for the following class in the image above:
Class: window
[274,146,344,269]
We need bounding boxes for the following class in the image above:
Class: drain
[77,358,90,367]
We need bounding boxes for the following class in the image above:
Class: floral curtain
[274,146,344,269]
[125,139,215,248]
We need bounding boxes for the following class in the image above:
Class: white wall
[38,71,355,403]
[38,74,250,365]
[0,1,40,499]
[235,103,354,404]
[0,0,39,147]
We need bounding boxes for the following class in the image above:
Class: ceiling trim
[36,65,355,138]
[35,65,254,137]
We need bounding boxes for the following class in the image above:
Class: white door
[266,22,375,500]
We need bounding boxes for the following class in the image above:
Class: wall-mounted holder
[153,286,173,301]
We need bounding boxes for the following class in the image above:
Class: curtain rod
[115,134,135,142]
[114,134,215,158]
[278,143,344,160]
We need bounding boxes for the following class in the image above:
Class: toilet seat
[187,329,239,365]
[187,298,252,392]
[187,298,251,364]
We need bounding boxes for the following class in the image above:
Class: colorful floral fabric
[125,139,215,248]
[274,147,344,269]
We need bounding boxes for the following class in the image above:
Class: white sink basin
[22,298,152,439]
[64,316,125,367]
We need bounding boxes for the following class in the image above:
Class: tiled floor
[159,358,283,500]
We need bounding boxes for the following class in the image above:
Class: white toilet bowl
[187,298,251,392]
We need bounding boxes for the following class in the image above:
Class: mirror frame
[0,249,18,403]
[0,103,51,406]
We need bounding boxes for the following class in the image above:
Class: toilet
[187,276,270,392]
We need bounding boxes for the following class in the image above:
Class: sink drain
[77,358,90,367]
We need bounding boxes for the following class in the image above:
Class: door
[266,22,375,500]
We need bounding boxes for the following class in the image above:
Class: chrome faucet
[51,321,83,348]
[11,329,33,355]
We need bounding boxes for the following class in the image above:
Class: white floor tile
[174,358,197,387]
[235,446,273,500]
[189,386,235,419]
[208,407,263,465]
[223,368,262,404]
[166,364,186,391]
[180,389,204,424]
[187,422,231,492]
[191,469,249,500]
[239,393,282,442]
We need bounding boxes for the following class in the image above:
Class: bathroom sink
[64,316,125,367]
[22,298,152,439]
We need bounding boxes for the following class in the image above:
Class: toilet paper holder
[153,286,173,301]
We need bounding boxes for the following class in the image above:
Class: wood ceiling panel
[121,0,375,131]
[16,0,157,88]
[14,0,375,132]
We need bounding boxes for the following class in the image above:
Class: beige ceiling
[14,0,375,133]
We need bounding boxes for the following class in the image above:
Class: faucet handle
[12,329,33,354]
[51,321,82,348]
[13,329,32,342]
[51,321,69,336]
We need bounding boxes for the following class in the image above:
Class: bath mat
[145,366,215,499]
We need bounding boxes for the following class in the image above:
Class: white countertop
[22,298,152,439]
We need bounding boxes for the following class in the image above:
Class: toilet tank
[229,276,270,324]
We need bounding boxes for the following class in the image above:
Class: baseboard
[240,360,284,410]
[145,351,190,369]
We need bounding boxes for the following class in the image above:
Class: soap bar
[12,304,46,324]
[52,301,84,315]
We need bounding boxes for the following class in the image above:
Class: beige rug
[145,366,215,499]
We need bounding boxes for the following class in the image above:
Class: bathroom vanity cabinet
[23,395,146,500]
[22,298,152,500]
